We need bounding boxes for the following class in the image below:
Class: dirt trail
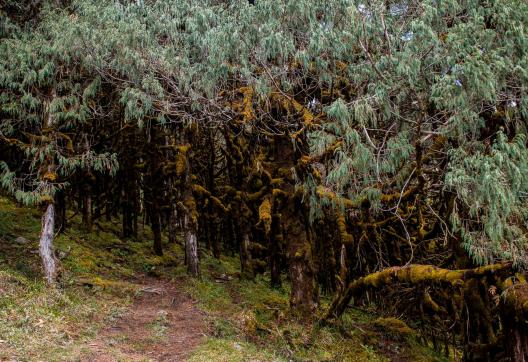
[83,277,206,362]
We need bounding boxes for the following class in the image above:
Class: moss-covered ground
[0,197,446,361]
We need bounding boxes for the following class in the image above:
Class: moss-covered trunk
[239,230,254,279]
[285,200,316,316]
[269,214,282,288]
[502,284,528,361]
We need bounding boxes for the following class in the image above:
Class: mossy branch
[324,262,512,320]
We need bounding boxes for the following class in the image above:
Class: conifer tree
[1,1,528,357]
[0,10,117,283]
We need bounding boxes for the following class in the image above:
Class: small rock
[14,236,31,244]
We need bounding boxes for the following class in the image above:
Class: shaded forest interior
[1,0,528,360]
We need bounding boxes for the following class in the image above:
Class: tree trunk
[185,215,200,276]
[239,231,254,279]
[132,188,139,238]
[502,283,528,361]
[506,328,528,362]
[82,193,92,231]
[152,210,163,256]
[339,243,347,289]
[269,215,282,288]
[40,203,57,285]
[168,206,178,244]
[54,190,66,233]
[285,205,316,316]
[211,219,221,258]
[122,204,133,237]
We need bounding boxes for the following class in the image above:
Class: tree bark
[211,219,221,258]
[40,203,57,285]
[152,210,163,256]
[185,215,200,276]
[285,203,316,316]
[502,283,528,361]
[239,231,254,279]
[54,190,66,233]
[507,328,528,362]
[168,206,178,244]
[82,193,92,231]
[269,214,282,288]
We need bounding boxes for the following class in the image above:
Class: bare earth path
[82,277,206,362]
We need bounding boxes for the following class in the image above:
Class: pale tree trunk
[185,215,200,276]
[40,96,57,285]
[40,203,57,285]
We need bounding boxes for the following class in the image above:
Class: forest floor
[0,197,447,361]
[83,277,205,361]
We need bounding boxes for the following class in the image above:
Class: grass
[186,254,446,362]
[189,338,286,362]
[0,197,181,360]
[148,310,170,341]
[0,196,447,361]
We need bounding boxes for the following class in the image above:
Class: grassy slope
[186,256,444,362]
[0,197,445,361]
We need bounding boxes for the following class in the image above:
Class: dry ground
[82,277,206,362]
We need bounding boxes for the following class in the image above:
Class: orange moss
[183,197,198,226]
[258,197,272,235]
[337,213,353,244]
[270,92,317,126]
[175,144,190,177]
[42,171,57,182]
[231,86,255,123]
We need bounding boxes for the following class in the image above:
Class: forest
[1,0,528,360]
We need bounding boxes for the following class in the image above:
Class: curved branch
[324,262,512,320]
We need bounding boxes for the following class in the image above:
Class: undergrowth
[0,197,178,360]
[186,254,445,362]
[0,196,445,361]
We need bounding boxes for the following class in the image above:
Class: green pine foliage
[2,0,528,260]
[0,6,118,205]
[304,0,528,267]
[2,0,528,358]
[446,132,528,266]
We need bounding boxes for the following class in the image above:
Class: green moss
[0,197,175,360]
[147,310,170,341]
[187,252,442,362]
[373,317,414,336]
[188,338,285,362]
[186,277,233,312]
[0,197,445,361]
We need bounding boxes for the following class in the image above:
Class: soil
[82,277,206,362]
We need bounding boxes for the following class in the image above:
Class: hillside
[2,0,528,359]
[0,197,443,361]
